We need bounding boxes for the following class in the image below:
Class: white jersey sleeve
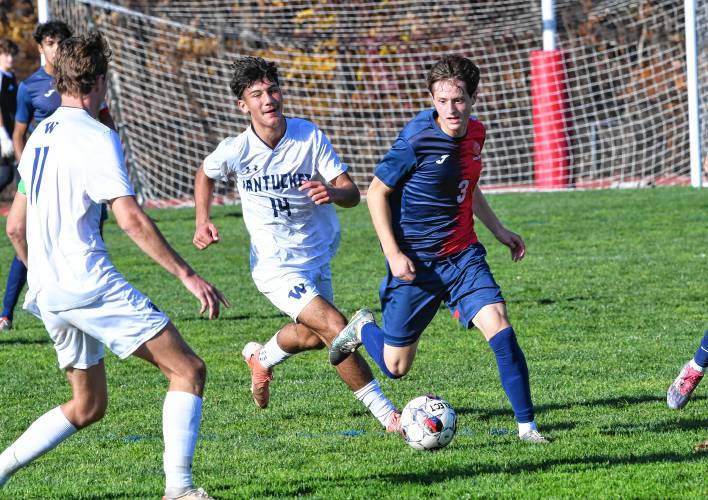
[203,136,241,181]
[84,131,134,203]
[315,128,347,182]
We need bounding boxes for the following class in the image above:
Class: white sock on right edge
[258,332,293,369]
[0,406,77,482]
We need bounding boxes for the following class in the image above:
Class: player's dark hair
[229,56,279,99]
[55,31,112,97]
[426,55,480,97]
[0,39,18,56]
[33,20,73,44]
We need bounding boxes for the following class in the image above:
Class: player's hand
[388,251,416,281]
[181,273,230,319]
[0,129,13,159]
[495,227,525,261]
[193,222,220,250]
[299,180,335,205]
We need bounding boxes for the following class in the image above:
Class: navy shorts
[379,243,504,347]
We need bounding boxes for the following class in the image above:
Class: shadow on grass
[512,294,604,306]
[69,483,316,500]
[600,417,708,435]
[0,337,50,346]
[67,495,135,500]
[378,451,708,484]
[222,312,289,321]
[457,394,668,419]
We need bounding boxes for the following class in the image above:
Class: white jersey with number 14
[203,117,346,281]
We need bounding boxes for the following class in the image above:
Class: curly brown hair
[229,56,279,99]
[55,31,112,97]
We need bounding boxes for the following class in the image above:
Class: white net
[47,0,706,205]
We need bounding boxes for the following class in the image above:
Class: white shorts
[253,264,334,321]
[39,279,169,370]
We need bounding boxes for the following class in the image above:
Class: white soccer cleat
[163,486,214,500]
[329,309,374,365]
[519,429,551,444]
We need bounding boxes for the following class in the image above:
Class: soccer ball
[400,394,457,450]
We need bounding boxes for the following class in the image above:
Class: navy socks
[488,327,534,423]
[694,329,708,367]
[361,322,397,379]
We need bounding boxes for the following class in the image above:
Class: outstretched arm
[111,195,229,318]
[193,165,220,250]
[472,185,525,261]
[367,176,416,281]
[6,191,27,265]
[299,171,360,208]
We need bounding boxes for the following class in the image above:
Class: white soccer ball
[400,394,457,451]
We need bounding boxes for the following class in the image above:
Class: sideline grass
[0,186,706,498]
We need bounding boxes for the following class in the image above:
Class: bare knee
[303,335,325,350]
[387,362,411,378]
[69,395,108,429]
[186,356,207,390]
[170,355,207,393]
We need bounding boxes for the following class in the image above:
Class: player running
[193,56,401,433]
[330,55,549,443]
[0,32,227,499]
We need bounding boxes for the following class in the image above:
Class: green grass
[1,186,707,498]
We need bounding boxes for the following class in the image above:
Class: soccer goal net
[47,0,708,205]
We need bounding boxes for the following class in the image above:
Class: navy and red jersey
[374,108,485,262]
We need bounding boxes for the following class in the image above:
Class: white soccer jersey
[19,106,134,312]
[203,117,346,281]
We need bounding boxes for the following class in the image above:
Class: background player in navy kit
[330,55,548,443]
[0,39,18,195]
[0,21,115,331]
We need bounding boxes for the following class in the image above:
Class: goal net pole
[531,0,570,189]
[685,0,703,188]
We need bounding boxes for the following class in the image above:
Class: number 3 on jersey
[457,179,469,203]
[269,197,291,217]
[29,146,50,204]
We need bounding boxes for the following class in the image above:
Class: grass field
[0,186,707,498]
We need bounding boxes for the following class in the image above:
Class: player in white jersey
[194,57,402,433]
[0,33,228,500]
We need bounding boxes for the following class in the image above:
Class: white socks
[518,420,538,437]
[258,332,293,369]
[689,359,705,372]
[0,406,77,484]
[163,391,203,493]
[353,379,396,427]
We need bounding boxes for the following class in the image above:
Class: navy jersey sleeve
[15,82,33,124]
[373,137,417,189]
